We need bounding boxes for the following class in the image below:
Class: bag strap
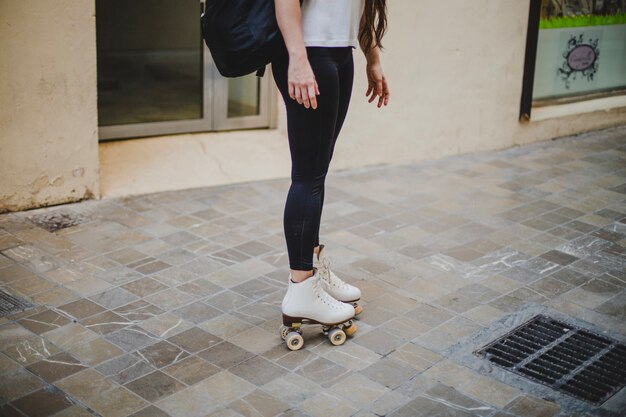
[255,0,305,78]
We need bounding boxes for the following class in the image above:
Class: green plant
[540,13,626,29]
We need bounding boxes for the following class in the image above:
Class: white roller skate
[280,267,357,351]
[313,244,363,315]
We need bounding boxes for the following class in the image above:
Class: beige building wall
[0,0,99,213]
[2,0,626,208]
[331,0,626,168]
[102,0,625,198]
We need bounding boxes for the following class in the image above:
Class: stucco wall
[101,0,625,198]
[2,0,625,205]
[0,0,99,213]
[316,0,626,171]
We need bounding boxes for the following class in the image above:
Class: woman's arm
[359,12,389,108]
[275,0,319,109]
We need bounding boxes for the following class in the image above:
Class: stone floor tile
[299,391,358,417]
[122,277,169,297]
[195,370,257,404]
[230,390,290,417]
[53,405,99,417]
[177,278,223,298]
[321,342,381,371]
[461,304,507,326]
[528,276,576,298]
[261,373,322,407]
[290,356,350,389]
[89,286,139,310]
[0,352,20,374]
[138,340,189,369]
[144,288,197,311]
[128,405,173,417]
[368,389,411,416]
[163,354,220,385]
[96,353,156,385]
[422,359,478,389]
[26,352,87,382]
[11,386,73,417]
[353,327,404,356]
[17,309,71,334]
[155,384,221,417]
[125,370,186,402]
[172,301,222,324]
[413,317,482,351]
[197,341,255,370]
[595,293,626,320]
[388,342,441,372]
[65,336,124,366]
[198,314,256,340]
[206,290,255,313]
[138,314,193,340]
[228,325,282,355]
[105,326,160,352]
[503,395,560,417]
[43,322,98,350]
[114,299,165,321]
[56,368,117,403]
[404,302,456,328]
[425,384,494,416]
[231,355,288,386]
[459,375,522,408]
[58,298,107,320]
[329,373,389,408]
[30,285,78,307]
[359,357,418,389]
[167,327,222,353]
[0,367,45,401]
[81,310,130,335]
[88,386,148,417]
[2,129,626,417]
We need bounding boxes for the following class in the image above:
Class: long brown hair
[358,0,388,51]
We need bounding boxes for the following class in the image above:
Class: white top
[301,0,366,49]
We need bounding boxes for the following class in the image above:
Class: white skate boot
[313,244,363,315]
[280,267,357,351]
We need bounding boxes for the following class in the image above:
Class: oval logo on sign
[567,44,596,71]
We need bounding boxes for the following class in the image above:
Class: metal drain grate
[27,210,89,232]
[0,290,32,317]
[475,315,626,405]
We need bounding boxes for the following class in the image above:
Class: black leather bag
[201,0,302,78]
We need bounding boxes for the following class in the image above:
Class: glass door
[97,0,274,140]
[213,74,275,131]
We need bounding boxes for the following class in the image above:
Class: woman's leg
[313,49,355,251]
[271,47,343,280]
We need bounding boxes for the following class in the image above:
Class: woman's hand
[365,60,389,108]
[288,53,320,110]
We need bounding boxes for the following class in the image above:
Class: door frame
[98,0,276,141]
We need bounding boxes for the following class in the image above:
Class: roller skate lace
[312,274,344,310]
[319,255,350,290]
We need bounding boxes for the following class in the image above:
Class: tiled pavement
[1,125,625,417]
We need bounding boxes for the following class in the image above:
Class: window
[96,0,275,140]
[520,0,626,118]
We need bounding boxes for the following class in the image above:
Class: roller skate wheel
[343,321,357,337]
[328,328,347,346]
[279,325,290,340]
[285,331,304,351]
[354,304,363,315]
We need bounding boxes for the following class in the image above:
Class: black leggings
[271,45,354,271]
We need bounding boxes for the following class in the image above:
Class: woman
[272,0,390,349]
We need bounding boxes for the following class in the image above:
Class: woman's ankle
[291,268,314,283]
